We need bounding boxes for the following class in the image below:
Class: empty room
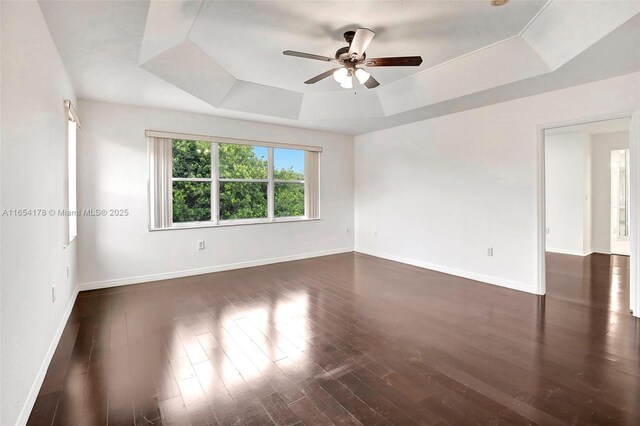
[1,1,640,425]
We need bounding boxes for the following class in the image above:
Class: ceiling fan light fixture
[340,76,353,89]
[333,68,348,83]
[285,27,422,90]
[355,68,371,84]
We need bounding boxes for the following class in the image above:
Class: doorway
[539,114,638,315]
[611,149,630,255]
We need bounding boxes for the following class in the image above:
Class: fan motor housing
[335,46,365,64]
[335,30,366,64]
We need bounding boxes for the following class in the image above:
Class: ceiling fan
[283,28,423,89]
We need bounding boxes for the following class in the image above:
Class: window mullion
[212,142,219,224]
[172,177,211,182]
[268,147,274,221]
[218,178,269,183]
[274,179,304,184]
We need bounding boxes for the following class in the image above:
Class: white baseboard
[546,248,610,256]
[78,247,354,291]
[545,247,586,256]
[17,286,79,426]
[355,248,538,294]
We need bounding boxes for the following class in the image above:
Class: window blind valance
[145,130,322,153]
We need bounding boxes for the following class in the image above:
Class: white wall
[1,2,78,425]
[77,100,354,287]
[544,130,629,255]
[354,72,639,293]
[592,131,630,253]
[544,132,591,255]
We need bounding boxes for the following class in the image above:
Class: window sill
[149,217,319,231]
[63,235,77,249]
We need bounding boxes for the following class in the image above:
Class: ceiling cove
[38,0,640,134]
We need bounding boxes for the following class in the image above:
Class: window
[148,131,320,229]
[274,148,305,218]
[218,144,268,221]
[64,100,80,244]
[172,140,212,223]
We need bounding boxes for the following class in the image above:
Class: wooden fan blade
[364,56,423,67]
[348,28,375,59]
[304,68,341,84]
[364,74,380,89]
[283,50,337,62]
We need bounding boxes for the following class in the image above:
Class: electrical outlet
[546,227,550,235]
[487,247,494,257]
[346,227,351,235]
[51,285,56,303]
[198,240,205,250]
[66,266,70,280]
[373,230,378,238]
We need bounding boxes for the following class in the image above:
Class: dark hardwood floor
[27,252,639,425]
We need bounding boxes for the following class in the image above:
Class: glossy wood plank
[27,252,639,425]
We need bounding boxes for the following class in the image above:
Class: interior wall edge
[630,109,640,317]
[15,286,79,426]
[355,248,539,295]
[78,247,354,292]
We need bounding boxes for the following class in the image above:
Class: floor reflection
[544,252,639,423]
[29,253,640,425]
[546,252,630,313]
[207,290,312,387]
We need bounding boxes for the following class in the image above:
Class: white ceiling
[37,0,640,135]
[188,0,545,92]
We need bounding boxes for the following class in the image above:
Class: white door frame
[536,110,640,317]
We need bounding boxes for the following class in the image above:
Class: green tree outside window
[172,141,305,223]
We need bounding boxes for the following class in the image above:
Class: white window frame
[148,130,321,230]
[64,100,81,246]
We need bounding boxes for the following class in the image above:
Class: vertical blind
[304,151,320,219]
[148,137,173,229]
[148,134,321,229]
